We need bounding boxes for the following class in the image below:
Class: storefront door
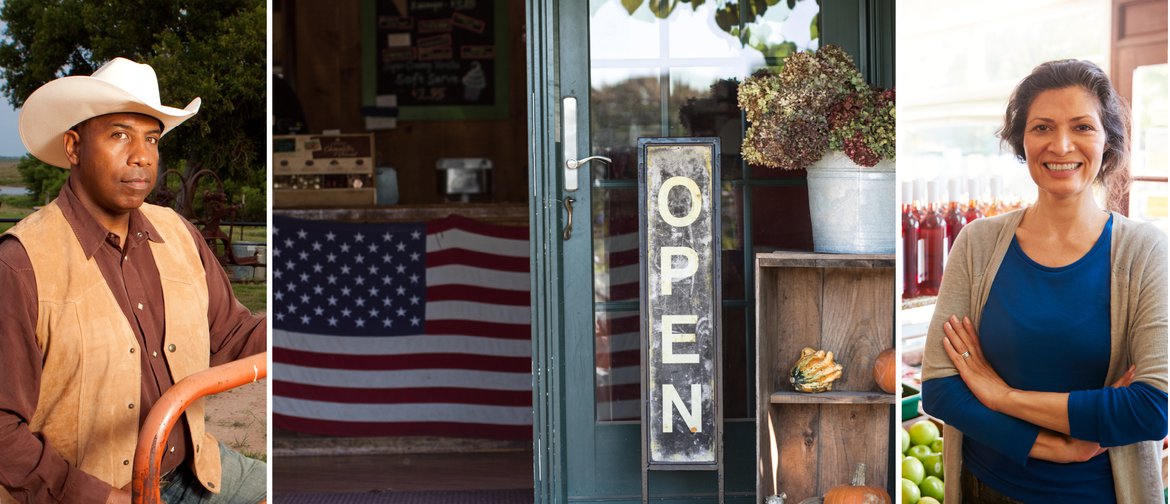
[528,1,891,502]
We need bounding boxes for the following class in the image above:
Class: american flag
[593,193,642,422]
[271,215,532,440]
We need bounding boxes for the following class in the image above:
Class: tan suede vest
[0,201,222,501]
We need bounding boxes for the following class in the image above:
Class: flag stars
[410,295,420,306]
[367,243,379,254]
[274,270,283,280]
[286,283,297,293]
[354,254,365,264]
[341,286,352,296]
[411,230,422,240]
[396,307,407,317]
[300,315,310,325]
[354,233,365,243]
[313,263,323,273]
[276,312,285,322]
[368,308,380,318]
[325,231,336,242]
[311,241,322,251]
[396,286,407,296]
[327,274,338,285]
[327,296,338,306]
[410,252,421,262]
[340,265,351,275]
[368,265,379,275]
[369,286,380,297]
[297,229,308,239]
[355,297,366,307]
[355,276,366,286]
[284,238,294,248]
[328,317,338,327]
[341,308,352,317]
[382,275,393,285]
[410,316,421,326]
[382,232,393,242]
[396,242,406,252]
[313,285,324,295]
[314,306,324,316]
[298,251,309,261]
[287,304,298,314]
[274,291,284,301]
[396,264,407,274]
[299,272,309,283]
[285,261,297,271]
[382,254,393,264]
[409,274,420,284]
[273,248,282,258]
[340,243,351,253]
[300,294,310,304]
[327,253,337,263]
[382,297,393,307]
[355,318,366,328]
[382,318,393,328]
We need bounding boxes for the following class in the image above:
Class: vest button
[123,460,129,465]
[207,482,215,489]
[128,403,135,409]
[168,344,177,352]
[130,348,136,354]
[152,351,158,358]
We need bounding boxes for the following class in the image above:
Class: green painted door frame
[526,2,895,502]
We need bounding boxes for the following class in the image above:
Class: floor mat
[276,489,534,504]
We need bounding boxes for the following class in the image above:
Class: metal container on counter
[436,158,491,202]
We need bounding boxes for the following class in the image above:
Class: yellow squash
[790,347,844,393]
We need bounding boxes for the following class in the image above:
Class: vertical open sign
[639,137,722,470]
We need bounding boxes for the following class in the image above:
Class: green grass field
[0,157,22,186]
[230,282,267,314]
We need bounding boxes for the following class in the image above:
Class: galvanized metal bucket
[805,151,895,254]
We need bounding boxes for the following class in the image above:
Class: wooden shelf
[756,251,896,503]
[770,390,896,405]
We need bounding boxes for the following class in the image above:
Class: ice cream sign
[638,137,723,470]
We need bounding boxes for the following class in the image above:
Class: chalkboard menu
[364,0,508,120]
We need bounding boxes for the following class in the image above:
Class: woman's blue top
[923,215,1168,503]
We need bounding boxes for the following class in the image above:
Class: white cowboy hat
[18,57,201,168]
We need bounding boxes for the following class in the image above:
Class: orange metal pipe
[131,352,267,504]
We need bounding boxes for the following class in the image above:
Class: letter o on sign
[657,176,701,227]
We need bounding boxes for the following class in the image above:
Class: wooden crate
[755,252,896,503]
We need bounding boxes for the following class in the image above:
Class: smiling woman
[920,59,1168,504]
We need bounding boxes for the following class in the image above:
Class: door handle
[562,197,576,241]
[562,96,612,192]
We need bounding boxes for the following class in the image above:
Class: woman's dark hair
[998,59,1131,209]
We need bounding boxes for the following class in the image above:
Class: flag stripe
[426,301,530,326]
[274,348,532,373]
[427,265,528,291]
[423,320,531,340]
[274,330,531,357]
[275,397,532,424]
[274,382,532,406]
[273,415,532,439]
[427,285,530,306]
[427,248,529,272]
[276,363,531,390]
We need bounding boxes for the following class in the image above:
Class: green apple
[902,456,925,485]
[919,497,942,504]
[901,427,911,453]
[920,475,945,502]
[930,438,944,453]
[921,452,944,479]
[901,478,921,504]
[907,444,932,461]
[909,420,941,446]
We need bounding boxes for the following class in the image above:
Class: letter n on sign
[638,137,722,471]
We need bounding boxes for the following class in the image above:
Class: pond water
[0,186,28,196]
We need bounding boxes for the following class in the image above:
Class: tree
[0,0,266,189]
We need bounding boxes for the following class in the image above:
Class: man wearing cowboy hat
[0,58,266,503]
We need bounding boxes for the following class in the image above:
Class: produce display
[900,420,945,503]
[790,347,844,393]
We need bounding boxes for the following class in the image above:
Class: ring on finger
[961,351,971,359]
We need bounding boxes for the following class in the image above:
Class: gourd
[790,347,843,393]
[823,463,891,504]
[872,348,897,394]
